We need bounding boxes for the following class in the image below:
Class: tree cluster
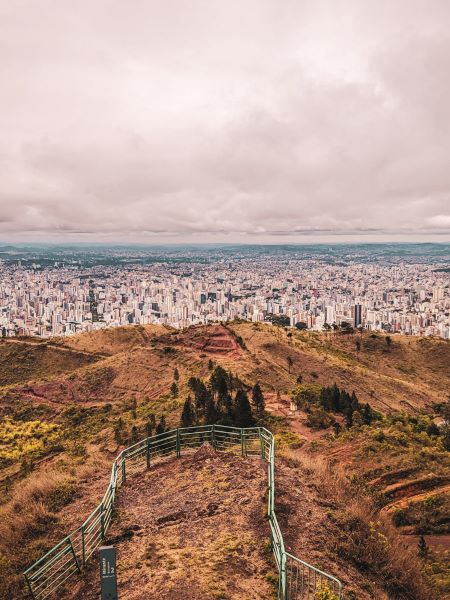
[114,412,167,445]
[180,367,264,429]
[319,384,379,427]
[267,314,291,327]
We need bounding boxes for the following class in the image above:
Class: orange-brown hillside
[0,323,448,599]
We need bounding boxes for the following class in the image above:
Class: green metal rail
[23,425,343,599]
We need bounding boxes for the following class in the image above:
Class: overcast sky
[1,1,450,243]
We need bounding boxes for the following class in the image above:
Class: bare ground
[67,446,394,600]
[69,447,276,600]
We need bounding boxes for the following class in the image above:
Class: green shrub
[315,584,339,600]
[46,478,77,512]
[306,407,335,430]
[392,508,410,527]
[0,418,61,466]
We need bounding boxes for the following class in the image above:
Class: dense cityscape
[0,244,449,339]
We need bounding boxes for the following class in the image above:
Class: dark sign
[99,546,118,600]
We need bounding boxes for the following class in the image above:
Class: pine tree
[362,403,374,425]
[418,535,429,558]
[332,421,341,436]
[217,384,232,417]
[252,383,265,417]
[208,359,214,370]
[146,420,153,438]
[181,396,195,428]
[210,366,229,396]
[331,384,341,411]
[188,376,199,392]
[174,368,180,381]
[442,400,450,451]
[319,387,332,411]
[170,382,179,398]
[221,393,234,424]
[194,382,210,414]
[131,425,139,443]
[234,389,255,427]
[156,416,166,435]
[287,356,293,373]
[342,393,354,427]
[114,417,124,444]
[205,396,219,425]
[350,391,359,409]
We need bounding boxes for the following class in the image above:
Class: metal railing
[23,425,343,599]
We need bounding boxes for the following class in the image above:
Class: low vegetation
[0,323,448,598]
[280,449,433,600]
[0,471,77,599]
[0,418,62,468]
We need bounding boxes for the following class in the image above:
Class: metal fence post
[259,428,265,459]
[69,538,82,574]
[111,463,116,502]
[24,574,35,600]
[280,552,287,600]
[122,451,126,485]
[241,428,244,456]
[176,428,181,458]
[100,502,105,541]
[81,524,86,567]
[146,437,151,468]
[212,424,215,448]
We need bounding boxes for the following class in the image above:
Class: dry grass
[280,448,433,600]
[230,322,450,411]
[0,470,76,599]
[57,324,163,355]
[1,323,448,599]
[0,340,98,387]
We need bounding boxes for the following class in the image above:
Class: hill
[0,322,448,599]
[227,322,450,412]
[70,447,274,600]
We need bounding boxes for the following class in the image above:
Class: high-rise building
[432,287,444,303]
[325,305,335,324]
[352,304,362,327]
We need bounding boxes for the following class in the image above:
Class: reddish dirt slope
[162,324,242,358]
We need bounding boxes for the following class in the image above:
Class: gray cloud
[0,0,450,242]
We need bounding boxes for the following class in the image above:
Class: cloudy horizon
[1,1,450,243]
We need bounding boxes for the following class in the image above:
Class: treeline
[319,384,379,427]
[294,383,380,428]
[180,366,265,428]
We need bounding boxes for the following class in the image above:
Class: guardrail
[23,425,343,599]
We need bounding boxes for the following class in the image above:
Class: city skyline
[1,244,448,339]
[1,1,450,243]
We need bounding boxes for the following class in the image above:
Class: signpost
[99,546,118,600]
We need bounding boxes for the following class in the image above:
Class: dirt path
[383,481,450,510]
[70,447,275,600]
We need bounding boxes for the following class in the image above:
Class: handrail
[23,425,342,599]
